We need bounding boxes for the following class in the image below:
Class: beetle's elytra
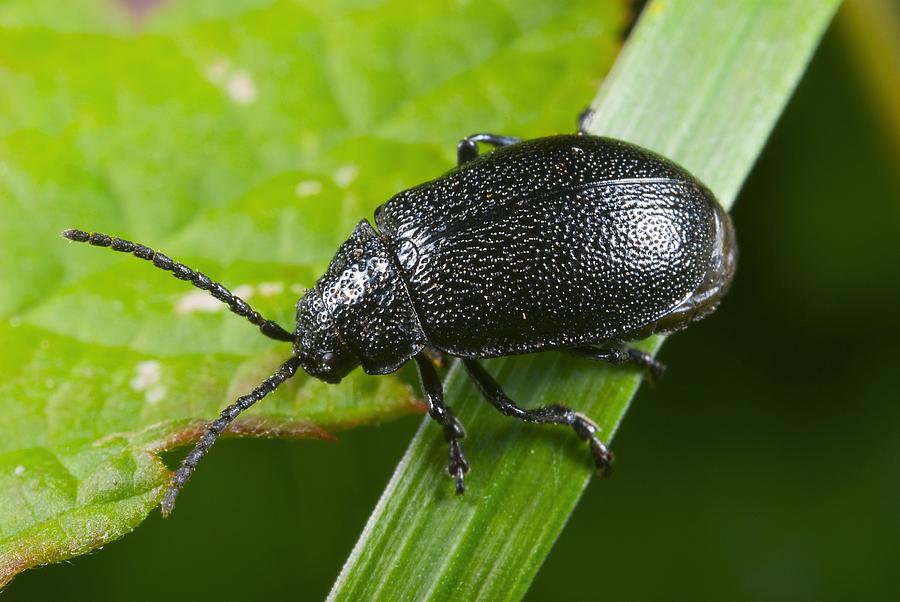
[63,113,737,515]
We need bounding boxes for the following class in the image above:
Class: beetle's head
[293,289,358,384]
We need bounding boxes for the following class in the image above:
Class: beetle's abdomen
[376,135,720,357]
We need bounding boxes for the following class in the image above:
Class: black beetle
[62,112,736,515]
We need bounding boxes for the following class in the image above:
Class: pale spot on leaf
[333,164,359,188]
[233,284,254,299]
[206,58,231,84]
[145,387,166,404]
[227,70,257,105]
[295,180,322,198]
[130,361,160,392]
[176,291,224,313]
[258,282,284,297]
[130,361,166,405]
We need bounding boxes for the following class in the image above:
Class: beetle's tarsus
[569,344,667,384]
[445,421,469,495]
[457,133,522,166]
[449,440,469,495]
[595,452,614,478]
[571,410,614,476]
[628,348,667,384]
[571,411,615,476]
[415,354,471,495]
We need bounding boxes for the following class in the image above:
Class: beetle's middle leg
[457,133,522,166]
[461,359,613,475]
[569,343,666,383]
[415,354,469,494]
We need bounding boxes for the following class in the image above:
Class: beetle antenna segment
[61,229,294,342]
[160,355,302,517]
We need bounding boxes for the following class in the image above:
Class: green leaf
[0,0,624,586]
[329,2,841,600]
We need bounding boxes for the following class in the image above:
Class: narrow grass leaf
[329,2,841,600]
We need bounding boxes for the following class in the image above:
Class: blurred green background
[4,1,900,600]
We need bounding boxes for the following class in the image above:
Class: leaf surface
[0,0,622,585]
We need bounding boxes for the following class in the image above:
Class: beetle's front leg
[569,343,666,383]
[462,359,613,475]
[414,354,469,494]
[457,133,522,166]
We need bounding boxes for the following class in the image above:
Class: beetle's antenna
[161,355,302,517]
[62,229,293,342]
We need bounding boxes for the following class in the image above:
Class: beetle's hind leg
[570,343,666,383]
[461,359,613,476]
[457,133,522,166]
[415,354,469,494]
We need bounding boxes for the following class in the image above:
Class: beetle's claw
[598,462,614,479]
[639,352,666,384]
[647,361,667,384]
[454,472,466,495]
[590,438,614,477]
[577,107,595,135]
[625,348,666,385]
[448,439,469,494]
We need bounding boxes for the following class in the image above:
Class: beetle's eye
[321,352,337,370]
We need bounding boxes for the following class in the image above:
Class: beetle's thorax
[294,220,426,382]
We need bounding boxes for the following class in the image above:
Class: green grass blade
[329,2,841,600]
